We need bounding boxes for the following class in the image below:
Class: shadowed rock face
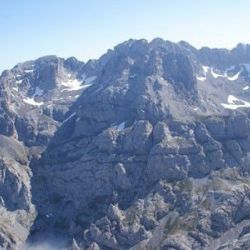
[2,39,250,249]
[0,135,36,249]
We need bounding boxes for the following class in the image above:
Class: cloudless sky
[1,0,250,72]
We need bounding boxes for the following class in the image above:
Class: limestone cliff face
[2,39,250,249]
[30,40,250,249]
[0,55,95,249]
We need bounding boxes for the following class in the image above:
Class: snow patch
[226,68,243,81]
[61,79,84,91]
[82,83,93,89]
[243,86,249,90]
[23,86,44,106]
[127,57,135,65]
[221,95,250,110]
[196,76,206,81]
[16,80,23,84]
[198,65,242,81]
[202,66,209,74]
[62,112,76,124]
[61,74,96,92]
[24,69,34,73]
[23,97,43,106]
[115,122,125,131]
[196,66,209,81]
[13,87,18,92]
[61,82,92,92]
[211,68,224,79]
[203,66,243,81]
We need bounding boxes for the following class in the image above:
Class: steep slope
[0,135,36,249]
[30,39,250,249]
[0,55,98,248]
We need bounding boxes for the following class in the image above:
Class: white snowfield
[23,87,44,106]
[23,97,43,106]
[24,69,34,73]
[61,75,96,92]
[196,66,209,81]
[196,76,206,81]
[211,68,224,79]
[22,74,96,106]
[226,68,243,81]
[61,79,84,91]
[221,95,250,110]
[202,66,209,74]
[196,64,250,82]
[16,80,23,84]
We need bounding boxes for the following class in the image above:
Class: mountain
[2,38,250,249]
[0,55,99,146]
[0,55,97,248]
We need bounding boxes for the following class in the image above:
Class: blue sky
[1,0,250,72]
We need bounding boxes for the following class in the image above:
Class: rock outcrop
[1,38,250,249]
[29,39,250,249]
[0,135,36,249]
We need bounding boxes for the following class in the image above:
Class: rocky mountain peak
[0,54,97,146]
[2,39,250,249]
[9,55,84,92]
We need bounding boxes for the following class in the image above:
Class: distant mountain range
[1,38,250,249]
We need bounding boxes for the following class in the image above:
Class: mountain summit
[1,39,250,249]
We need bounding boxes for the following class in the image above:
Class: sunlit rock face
[29,40,250,249]
[2,39,250,249]
[0,55,99,148]
[0,55,97,249]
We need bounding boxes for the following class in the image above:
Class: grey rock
[211,208,232,233]
[2,38,250,250]
[234,195,250,223]
[0,136,36,249]
[122,120,153,155]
